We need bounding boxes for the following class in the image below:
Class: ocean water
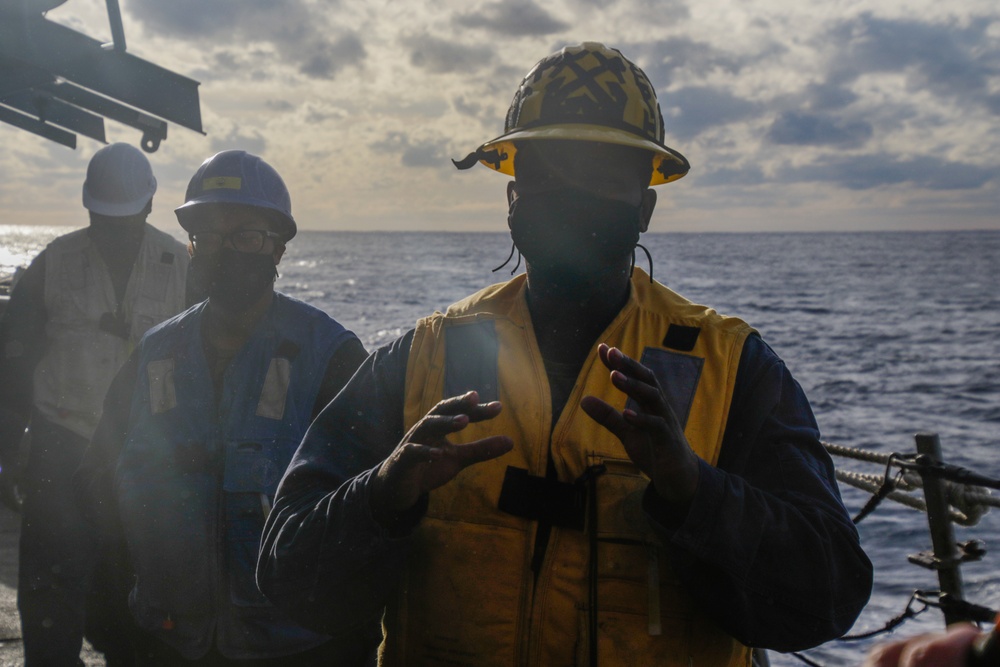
[3,225,999,665]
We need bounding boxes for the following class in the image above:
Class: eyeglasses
[190,229,282,254]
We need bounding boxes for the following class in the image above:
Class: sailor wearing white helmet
[0,142,190,666]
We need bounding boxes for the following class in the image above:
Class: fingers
[863,636,911,667]
[410,394,503,442]
[581,395,661,454]
[407,413,472,444]
[597,345,677,421]
[897,624,981,667]
[374,432,513,516]
[863,625,981,667]
[580,395,629,438]
[448,435,514,464]
[395,435,513,467]
[598,344,657,386]
[428,391,503,422]
[610,368,663,411]
[464,400,504,424]
[428,391,494,416]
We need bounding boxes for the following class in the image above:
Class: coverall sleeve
[257,330,419,635]
[311,336,369,420]
[643,334,873,652]
[0,252,47,468]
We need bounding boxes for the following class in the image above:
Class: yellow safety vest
[391,270,755,666]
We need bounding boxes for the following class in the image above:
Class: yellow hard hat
[454,42,690,186]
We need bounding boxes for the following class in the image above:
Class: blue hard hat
[174,150,296,241]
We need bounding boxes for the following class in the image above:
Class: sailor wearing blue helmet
[79,151,376,665]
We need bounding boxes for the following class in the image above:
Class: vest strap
[497,466,586,531]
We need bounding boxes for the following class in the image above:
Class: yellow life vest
[392,269,754,666]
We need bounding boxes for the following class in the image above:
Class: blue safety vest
[117,292,356,660]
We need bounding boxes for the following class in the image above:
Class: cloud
[662,86,760,139]
[404,35,494,74]
[781,154,996,191]
[299,32,366,79]
[766,111,873,148]
[824,13,1000,115]
[369,132,446,168]
[622,37,768,90]
[129,0,311,41]
[803,82,859,112]
[190,50,270,81]
[452,96,483,118]
[209,127,268,156]
[265,100,295,112]
[697,165,768,187]
[570,0,688,12]
[454,0,569,36]
[301,103,348,124]
[401,143,446,168]
[127,0,365,79]
[611,37,789,143]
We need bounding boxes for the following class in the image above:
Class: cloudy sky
[2,0,998,233]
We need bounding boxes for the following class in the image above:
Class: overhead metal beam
[0,103,75,148]
[0,1,69,12]
[104,0,127,52]
[41,80,167,151]
[1,88,106,142]
[0,57,53,97]
[0,13,202,133]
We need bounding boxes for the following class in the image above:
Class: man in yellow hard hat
[258,43,873,665]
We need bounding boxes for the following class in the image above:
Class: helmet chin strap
[492,242,522,275]
[493,241,652,282]
[630,243,654,283]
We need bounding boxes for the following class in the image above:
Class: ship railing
[764,432,999,667]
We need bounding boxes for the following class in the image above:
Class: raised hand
[580,344,700,506]
[862,623,983,667]
[370,391,513,521]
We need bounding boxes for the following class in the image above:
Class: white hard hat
[82,143,158,217]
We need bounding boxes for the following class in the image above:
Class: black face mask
[88,219,145,246]
[507,189,642,278]
[191,248,277,312]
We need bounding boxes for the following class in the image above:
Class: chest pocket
[222,438,298,496]
[223,437,300,607]
[589,457,657,545]
[443,320,499,403]
[628,347,703,429]
[132,256,186,340]
[583,455,700,662]
[50,251,95,323]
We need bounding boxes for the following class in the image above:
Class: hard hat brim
[82,178,157,217]
[479,124,690,185]
[82,191,154,217]
[174,195,297,242]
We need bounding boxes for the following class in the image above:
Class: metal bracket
[908,539,987,570]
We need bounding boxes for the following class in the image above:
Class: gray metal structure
[0,0,203,152]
